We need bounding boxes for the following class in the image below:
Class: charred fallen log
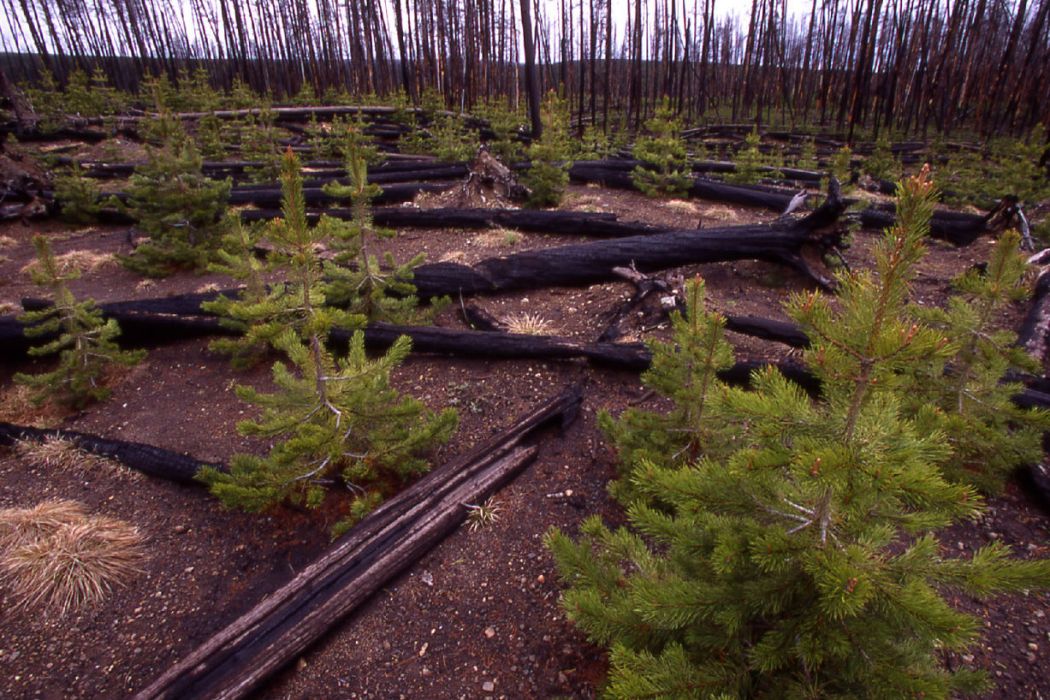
[569,163,803,212]
[240,206,669,238]
[855,201,1014,246]
[132,385,582,700]
[0,422,223,484]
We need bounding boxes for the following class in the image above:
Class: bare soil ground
[0,172,1047,700]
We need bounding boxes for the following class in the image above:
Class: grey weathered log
[0,422,222,484]
[131,385,582,700]
[1017,268,1050,364]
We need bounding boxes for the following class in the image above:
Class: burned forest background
[1,0,1049,140]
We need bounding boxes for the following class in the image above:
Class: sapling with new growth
[322,138,437,324]
[547,168,1050,697]
[199,149,457,534]
[630,99,692,197]
[16,236,145,408]
[119,116,230,277]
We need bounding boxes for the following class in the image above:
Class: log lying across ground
[241,206,669,238]
[133,385,582,700]
[52,156,447,181]
[567,160,1008,246]
[101,181,847,301]
[0,422,222,484]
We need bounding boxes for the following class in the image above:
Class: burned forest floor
[0,175,1048,700]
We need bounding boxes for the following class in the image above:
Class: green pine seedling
[477,100,526,164]
[206,149,363,354]
[598,277,737,504]
[548,168,1050,697]
[119,125,230,277]
[630,99,692,197]
[242,107,283,183]
[863,134,902,182]
[53,163,101,224]
[199,329,457,532]
[796,136,819,170]
[904,229,1049,492]
[830,144,854,187]
[15,236,145,408]
[200,217,272,368]
[322,140,435,324]
[429,114,477,163]
[726,128,764,185]
[198,151,457,532]
[194,113,227,161]
[522,91,572,208]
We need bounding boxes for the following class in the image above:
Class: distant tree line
[1,0,1048,138]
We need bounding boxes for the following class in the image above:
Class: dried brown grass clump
[0,385,69,427]
[504,312,553,335]
[21,249,115,277]
[0,499,84,551]
[0,500,144,614]
[14,436,135,479]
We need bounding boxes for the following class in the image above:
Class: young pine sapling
[199,150,457,534]
[16,236,145,408]
[547,168,1050,697]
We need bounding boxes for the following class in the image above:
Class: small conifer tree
[796,136,819,170]
[547,168,1050,697]
[727,128,763,184]
[241,107,283,183]
[429,114,477,163]
[574,125,613,160]
[199,218,271,367]
[119,126,231,277]
[15,236,145,408]
[863,134,902,182]
[53,163,101,224]
[194,113,227,161]
[830,144,854,185]
[199,150,457,533]
[322,140,433,324]
[598,278,737,504]
[477,100,526,164]
[522,91,572,208]
[630,99,691,197]
[903,229,1050,492]
[204,149,362,351]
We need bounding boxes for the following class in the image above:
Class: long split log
[132,385,582,700]
[0,422,222,484]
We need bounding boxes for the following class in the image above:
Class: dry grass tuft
[696,204,742,224]
[471,228,522,248]
[0,235,17,248]
[196,282,221,294]
[464,497,501,532]
[14,436,136,479]
[21,249,115,277]
[0,301,17,315]
[0,502,144,614]
[0,499,85,552]
[0,385,69,428]
[665,199,699,213]
[504,312,553,336]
